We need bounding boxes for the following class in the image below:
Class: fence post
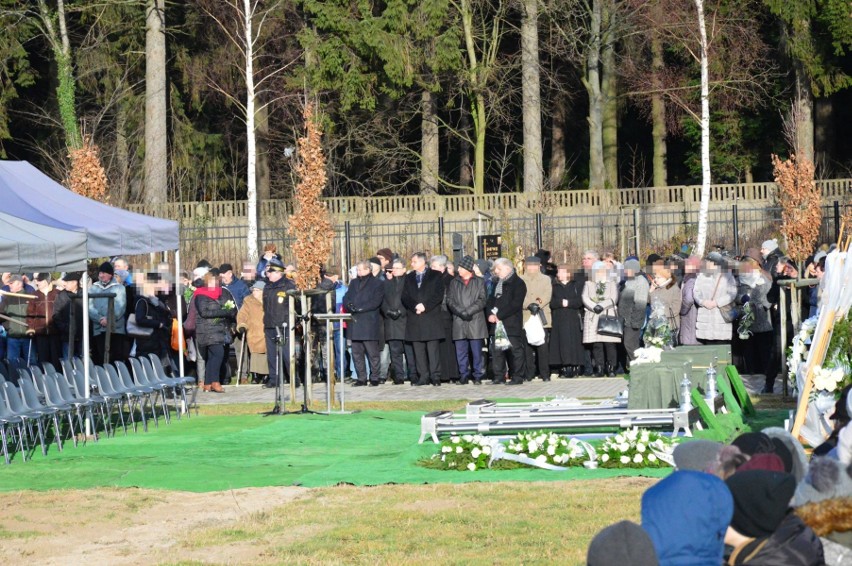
[834,200,840,242]
[535,213,543,251]
[438,216,445,254]
[344,220,352,274]
[732,204,740,256]
[633,208,640,256]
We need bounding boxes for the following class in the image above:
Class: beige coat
[236,294,266,354]
[582,279,620,344]
[521,271,553,328]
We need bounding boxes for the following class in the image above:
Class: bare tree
[145,0,167,205]
[521,0,543,193]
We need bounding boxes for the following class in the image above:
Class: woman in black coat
[381,260,414,383]
[342,263,385,385]
[193,272,236,392]
[401,253,446,385]
[132,274,173,365]
[549,265,585,377]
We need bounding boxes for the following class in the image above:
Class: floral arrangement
[222,300,236,311]
[737,302,755,340]
[432,434,495,471]
[787,315,851,400]
[494,321,511,351]
[645,299,674,349]
[506,431,594,467]
[631,346,664,365]
[595,281,607,302]
[597,427,677,469]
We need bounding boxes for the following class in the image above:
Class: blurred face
[220,270,234,284]
[446,263,455,276]
[65,280,78,292]
[267,270,283,282]
[430,260,445,273]
[582,254,596,270]
[526,262,541,274]
[9,280,23,293]
[251,288,263,299]
[357,264,371,278]
[556,268,570,283]
[392,262,406,278]
[411,255,426,272]
[1,273,10,285]
[760,247,769,258]
[113,259,128,271]
[242,262,256,280]
[494,262,512,279]
[458,266,472,280]
[98,271,112,284]
[206,277,219,289]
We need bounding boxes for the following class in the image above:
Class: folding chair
[67,364,114,437]
[19,369,75,448]
[108,364,157,430]
[127,358,171,424]
[16,375,64,452]
[144,355,189,418]
[0,393,26,464]
[2,382,48,457]
[92,366,129,435]
[47,367,104,440]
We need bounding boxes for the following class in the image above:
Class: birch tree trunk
[144,0,168,204]
[255,94,271,201]
[243,0,259,262]
[650,27,667,187]
[601,2,618,190]
[693,0,711,257]
[521,0,543,193]
[421,90,440,193]
[458,106,473,188]
[585,0,605,191]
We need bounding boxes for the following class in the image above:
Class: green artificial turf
[0,408,786,493]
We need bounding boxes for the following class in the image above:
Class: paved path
[193,376,628,405]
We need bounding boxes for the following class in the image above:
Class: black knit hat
[726,470,796,537]
[587,520,658,566]
[732,432,775,456]
[99,261,114,276]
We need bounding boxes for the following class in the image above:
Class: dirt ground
[0,486,306,565]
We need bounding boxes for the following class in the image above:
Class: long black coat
[195,292,236,348]
[381,276,407,341]
[549,279,585,365]
[342,273,385,341]
[486,274,527,337]
[446,276,487,340]
[262,276,296,329]
[401,268,445,341]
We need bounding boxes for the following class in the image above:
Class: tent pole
[176,250,185,380]
[82,270,92,438]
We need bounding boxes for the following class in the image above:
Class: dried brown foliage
[288,103,334,290]
[68,136,109,202]
[772,153,821,263]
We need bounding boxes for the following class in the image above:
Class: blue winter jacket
[641,470,734,566]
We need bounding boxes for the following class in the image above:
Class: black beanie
[731,432,775,456]
[726,470,796,537]
[99,261,114,276]
[587,520,658,566]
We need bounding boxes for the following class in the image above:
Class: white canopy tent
[0,161,185,426]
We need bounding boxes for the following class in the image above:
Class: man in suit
[487,257,527,385]
[401,252,445,386]
[343,260,385,386]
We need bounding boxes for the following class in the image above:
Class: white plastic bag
[524,314,546,346]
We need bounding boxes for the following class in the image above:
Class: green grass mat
[0,408,786,493]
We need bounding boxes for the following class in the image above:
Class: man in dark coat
[486,257,527,385]
[446,256,487,384]
[430,254,459,383]
[343,260,385,386]
[53,271,84,359]
[381,258,414,384]
[401,252,445,386]
[262,258,297,388]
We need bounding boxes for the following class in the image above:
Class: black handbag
[597,307,624,338]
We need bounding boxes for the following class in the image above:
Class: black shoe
[605,365,616,378]
[583,368,593,377]
[473,379,482,385]
[459,378,469,385]
[369,381,380,387]
[567,366,578,378]
[760,383,775,394]
[490,379,504,385]
[353,380,368,387]
[413,379,429,386]
[432,381,441,387]
[593,366,604,378]
[393,380,405,385]
[506,378,524,385]
[263,382,277,389]
[379,379,387,385]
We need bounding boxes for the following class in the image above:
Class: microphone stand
[263,324,287,416]
[282,313,320,415]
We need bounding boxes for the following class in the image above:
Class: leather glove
[593,304,604,314]
[460,312,473,321]
[527,303,540,314]
[346,302,357,313]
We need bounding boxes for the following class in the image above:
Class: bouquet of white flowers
[644,299,674,350]
[430,434,496,471]
[597,427,676,469]
[506,430,594,467]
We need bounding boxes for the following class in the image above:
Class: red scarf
[194,286,222,301]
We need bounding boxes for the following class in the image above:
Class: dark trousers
[388,339,414,382]
[412,339,441,384]
[34,334,62,370]
[455,339,485,382]
[352,340,381,383]
[199,343,225,385]
[623,326,642,363]
[264,327,291,386]
[524,330,550,379]
[92,333,127,365]
[492,335,526,382]
[592,342,617,368]
[744,331,774,383]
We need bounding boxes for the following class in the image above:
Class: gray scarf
[495,271,514,298]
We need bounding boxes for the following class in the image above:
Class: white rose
[620,455,630,464]
[615,435,624,443]
[648,453,657,462]
[619,442,630,452]
[528,441,539,453]
[547,445,557,456]
[462,435,473,442]
[601,454,610,462]
[452,436,461,444]
[633,453,643,464]
[483,445,492,455]
[535,454,548,464]
[636,443,646,453]
[467,463,477,471]
[471,448,481,458]
[442,446,451,453]
[456,446,463,454]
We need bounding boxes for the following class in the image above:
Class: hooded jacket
[642,470,733,566]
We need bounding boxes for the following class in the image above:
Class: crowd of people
[587,386,852,565]
[0,237,832,394]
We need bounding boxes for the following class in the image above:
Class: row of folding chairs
[0,354,194,464]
